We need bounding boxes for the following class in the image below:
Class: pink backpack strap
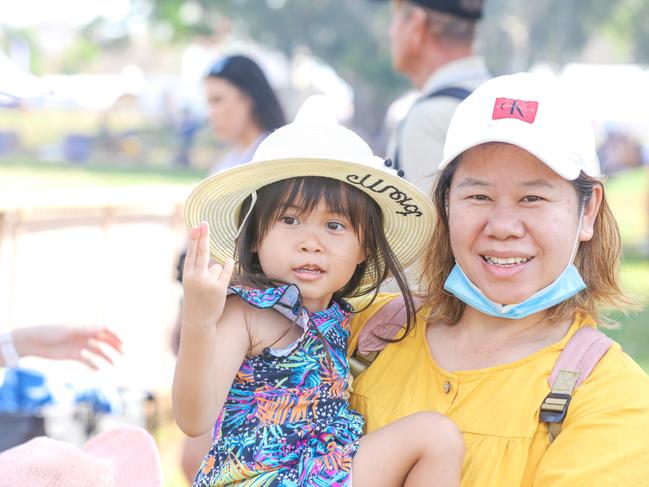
[357,296,408,354]
[349,296,422,377]
[540,326,614,442]
[547,327,614,389]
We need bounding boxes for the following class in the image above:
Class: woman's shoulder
[587,342,649,386]
[568,337,649,421]
[572,315,649,388]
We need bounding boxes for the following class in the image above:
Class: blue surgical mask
[444,263,585,320]
[443,208,586,320]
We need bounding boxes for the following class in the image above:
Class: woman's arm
[172,222,247,437]
[1,325,122,368]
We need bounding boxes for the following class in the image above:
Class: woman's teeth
[484,256,530,266]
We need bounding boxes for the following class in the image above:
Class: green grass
[604,307,649,366]
[0,107,160,147]
[602,169,649,368]
[602,256,649,367]
[606,168,649,247]
[0,156,206,190]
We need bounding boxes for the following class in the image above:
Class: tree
[136,0,649,133]
[136,0,406,134]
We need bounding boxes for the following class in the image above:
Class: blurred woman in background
[203,54,286,173]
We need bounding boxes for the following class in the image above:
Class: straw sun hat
[184,96,435,284]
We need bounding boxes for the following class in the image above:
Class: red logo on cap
[492,98,539,124]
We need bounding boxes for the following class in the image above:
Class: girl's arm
[172,222,248,437]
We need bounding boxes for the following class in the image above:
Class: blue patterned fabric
[193,285,364,487]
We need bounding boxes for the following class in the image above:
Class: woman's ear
[579,184,603,242]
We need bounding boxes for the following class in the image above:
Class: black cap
[376,0,483,20]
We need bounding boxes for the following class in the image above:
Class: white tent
[0,50,50,99]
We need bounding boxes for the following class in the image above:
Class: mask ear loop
[567,200,586,265]
[232,190,258,256]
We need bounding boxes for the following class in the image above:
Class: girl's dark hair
[235,176,417,339]
[206,55,286,132]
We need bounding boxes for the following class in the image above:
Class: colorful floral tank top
[193,285,365,486]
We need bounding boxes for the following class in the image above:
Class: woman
[175,54,286,484]
[348,73,649,485]
[203,54,286,173]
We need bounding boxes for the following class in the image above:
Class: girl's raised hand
[181,222,235,331]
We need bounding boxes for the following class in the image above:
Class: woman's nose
[484,203,525,240]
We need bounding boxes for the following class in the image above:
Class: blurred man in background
[384,0,490,195]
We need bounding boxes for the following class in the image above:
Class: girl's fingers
[195,222,210,271]
[219,258,235,286]
[208,262,223,277]
[184,225,200,273]
[208,258,234,286]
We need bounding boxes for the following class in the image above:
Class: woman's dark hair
[206,55,286,132]
[234,176,417,339]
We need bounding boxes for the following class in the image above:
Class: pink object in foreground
[0,426,162,487]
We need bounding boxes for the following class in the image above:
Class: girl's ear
[357,243,368,265]
[579,185,603,242]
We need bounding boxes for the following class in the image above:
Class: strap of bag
[349,296,409,377]
[393,86,472,171]
[540,326,613,442]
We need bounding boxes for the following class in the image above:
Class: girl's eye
[326,221,345,231]
[280,216,299,225]
[521,195,544,203]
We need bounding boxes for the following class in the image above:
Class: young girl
[173,98,464,486]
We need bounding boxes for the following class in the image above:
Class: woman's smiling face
[447,143,587,305]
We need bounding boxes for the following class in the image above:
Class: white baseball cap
[439,72,601,180]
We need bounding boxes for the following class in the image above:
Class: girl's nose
[298,229,323,253]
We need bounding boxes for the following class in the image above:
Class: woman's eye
[469,194,490,201]
[280,216,298,225]
[522,195,544,203]
[326,221,345,231]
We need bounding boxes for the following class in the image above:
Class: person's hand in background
[6,325,123,369]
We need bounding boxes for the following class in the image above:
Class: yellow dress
[348,294,649,486]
